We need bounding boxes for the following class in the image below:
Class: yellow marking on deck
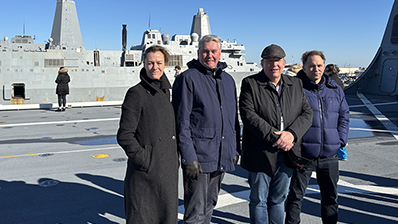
[93,154,109,158]
[0,153,39,158]
[0,146,120,159]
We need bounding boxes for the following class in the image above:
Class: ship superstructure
[0,0,259,106]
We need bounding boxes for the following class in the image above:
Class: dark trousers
[183,170,225,224]
[285,156,339,224]
[57,94,66,107]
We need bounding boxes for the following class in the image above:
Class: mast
[49,0,84,50]
[190,8,211,40]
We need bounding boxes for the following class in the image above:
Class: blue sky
[0,0,394,68]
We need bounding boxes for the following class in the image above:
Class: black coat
[55,72,70,95]
[239,70,313,177]
[328,73,344,90]
[117,68,178,224]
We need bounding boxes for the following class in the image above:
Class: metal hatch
[380,59,398,93]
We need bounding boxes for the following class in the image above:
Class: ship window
[12,83,25,99]
[180,41,188,45]
[152,34,155,39]
[125,54,134,61]
[169,55,183,67]
[35,62,39,66]
[45,59,64,67]
[391,15,398,44]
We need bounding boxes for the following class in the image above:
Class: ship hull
[1,65,253,106]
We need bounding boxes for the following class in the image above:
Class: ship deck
[0,92,397,223]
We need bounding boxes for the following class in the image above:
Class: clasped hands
[272,131,294,151]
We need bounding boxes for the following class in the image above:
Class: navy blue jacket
[296,70,350,159]
[172,59,240,173]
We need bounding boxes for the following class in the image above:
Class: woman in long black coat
[55,67,70,111]
[117,45,178,224]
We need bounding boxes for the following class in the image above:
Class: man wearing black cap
[239,44,313,223]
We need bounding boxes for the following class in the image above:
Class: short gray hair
[199,35,221,50]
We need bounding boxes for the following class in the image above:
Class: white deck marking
[0,117,119,128]
[357,93,398,140]
[177,171,398,221]
[349,127,398,134]
[349,101,398,108]
[0,146,120,159]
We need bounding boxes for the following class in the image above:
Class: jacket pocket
[192,128,217,162]
[192,128,216,138]
[132,145,153,172]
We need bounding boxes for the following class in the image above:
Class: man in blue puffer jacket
[285,50,350,224]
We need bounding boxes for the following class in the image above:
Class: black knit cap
[261,44,286,59]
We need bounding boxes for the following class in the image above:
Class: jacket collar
[255,69,293,87]
[187,59,227,79]
[296,70,337,90]
[139,68,172,94]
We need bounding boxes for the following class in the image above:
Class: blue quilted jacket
[296,70,350,159]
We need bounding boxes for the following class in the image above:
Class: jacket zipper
[317,90,324,158]
[214,71,223,169]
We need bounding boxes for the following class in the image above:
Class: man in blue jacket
[172,35,240,224]
[285,50,350,224]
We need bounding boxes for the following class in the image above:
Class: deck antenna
[23,18,25,37]
[94,27,98,50]
[148,8,151,29]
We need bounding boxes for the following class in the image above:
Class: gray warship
[0,0,260,108]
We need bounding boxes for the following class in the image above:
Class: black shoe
[56,108,62,112]
[62,107,66,111]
